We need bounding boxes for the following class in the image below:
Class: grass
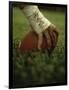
[12,7,66,88]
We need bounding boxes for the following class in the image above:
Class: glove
[43,24,59,56]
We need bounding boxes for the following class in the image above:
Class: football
[18,30,58,52]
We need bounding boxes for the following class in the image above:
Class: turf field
[12,7,66,88]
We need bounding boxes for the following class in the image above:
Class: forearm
[22,5,51,34]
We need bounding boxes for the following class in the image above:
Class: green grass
[13,7,66,88]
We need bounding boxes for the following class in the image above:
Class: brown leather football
[18,29,59,53]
